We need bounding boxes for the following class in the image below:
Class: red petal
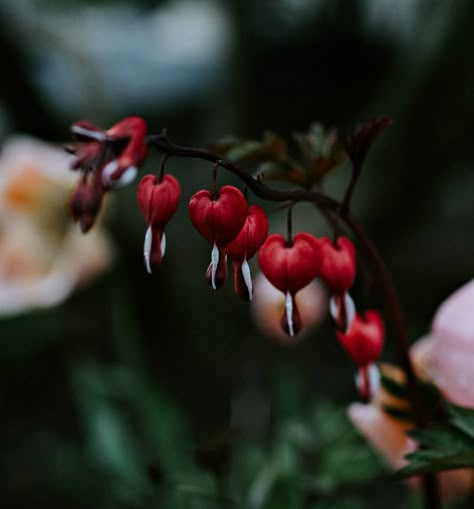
[226,204,269,261]
[258,232,321,294]
[137,174,181,226]
[319,236,356,293]
[188,185,247,245]
[337,310,385,365]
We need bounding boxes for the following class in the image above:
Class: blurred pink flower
[348,280,474,501]
[251,272,327,343]
[0,136,112,315]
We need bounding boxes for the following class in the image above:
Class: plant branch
[148,130,439,508]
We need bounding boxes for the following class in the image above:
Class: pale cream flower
[348,280,474,501]
[251,273,327,343]
[0,136,112,315]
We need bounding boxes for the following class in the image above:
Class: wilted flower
[0,136,112,315]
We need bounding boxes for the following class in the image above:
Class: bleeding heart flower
[225,205,269,301]
[319,236,356,293]
[337,310,385,400]
[320,236,357,332]
[188,185,247,290]
[137,174,181,273]
[68,116,149,232]
[101,116,148,189]
[257,232,322,336]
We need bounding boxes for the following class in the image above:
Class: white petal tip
[144,225,152,274]
[71,124,106,141]
[241,258,253,300]
[285,291,295,336]
[102,161,137,189]
[210,243,219,290]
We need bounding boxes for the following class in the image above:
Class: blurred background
[0,0,473,507]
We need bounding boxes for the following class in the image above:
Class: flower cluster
[66,116,385,401]
[68,116,148,232]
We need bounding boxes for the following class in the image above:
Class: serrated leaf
[396,450,474,478]
[448,404,474,440]
[407,425,474,452]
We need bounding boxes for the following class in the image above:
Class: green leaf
[396,450,474,477]
[395,404,474,479]
[448,404,474,440]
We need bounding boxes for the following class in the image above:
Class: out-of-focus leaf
[293,124,346,181]
[396,405,474,478]
[448,404,474,439]
[209,132,288,164]
[256,160,306,186]
[70,361,148,495]
[397,450,474,477]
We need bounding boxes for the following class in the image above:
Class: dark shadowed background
[0,0,473,508]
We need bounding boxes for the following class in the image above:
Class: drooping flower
[137,174,181,273]
[68,116,148,231]
[257,232,322,336]
[0,136,112,315]
[337,310,385,400]
[225,205,269,301]
[188,185,248,289]
[319,236,357,332]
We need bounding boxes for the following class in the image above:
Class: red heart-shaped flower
[137,173,181,272]
[226,205,269,301]
[337,310,384,366]
[258,232,322,336]
[319,236,356,294]
[258,232,321,295]
[188,185,248,246]
[188,185,248,290]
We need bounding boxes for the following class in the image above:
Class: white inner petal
[71,124,106,141]
[329,295,338,321]
[285,291,295,337]
[367,363,380,396]
[160,231,167,258]
[117,166,137,187]
[355,363,380,401]
[344,292,356,332]
[144,225,152,274]
[329,292,356,332]
[210,242,219,290]
[241,257,253,300]
[101,160,118,187]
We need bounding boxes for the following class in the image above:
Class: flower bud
[69,176,105,233]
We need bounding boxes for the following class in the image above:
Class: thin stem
[339,162,361,215]
[287,203,294,244]
[158,154,169,182]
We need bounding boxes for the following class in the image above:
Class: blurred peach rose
[251,273,327,343]
[0,136,112,315]
[348,280,474,501]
